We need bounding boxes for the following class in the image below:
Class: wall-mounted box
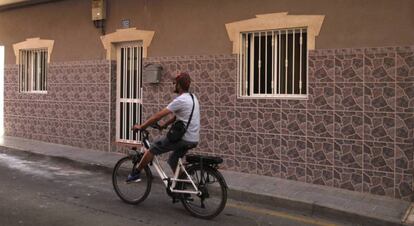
[143,64,163,83]
[92,0,106,21]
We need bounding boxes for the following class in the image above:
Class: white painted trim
[115,43,143,143]
[19,91,48,94]
[12,37,54,64]
[238,94,309,100]
[18,49,48,93]
[238,28,309,100]
[100,28,154,60]
[225,12,324,53]
[116,47,121,143]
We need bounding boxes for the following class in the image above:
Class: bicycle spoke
[194,170,200,184]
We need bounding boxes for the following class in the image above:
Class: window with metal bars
[18,49,48,93]
[239,28,307,98]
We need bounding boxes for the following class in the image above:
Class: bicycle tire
[179,165,227,219]
[112,156,152,205]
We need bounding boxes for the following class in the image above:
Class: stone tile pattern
[4,60,112,152]
[4,46,414,201]
[140,47,413,201]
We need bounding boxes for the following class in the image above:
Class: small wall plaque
[121,19,130,29]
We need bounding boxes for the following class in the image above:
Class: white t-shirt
[166,93,200,142]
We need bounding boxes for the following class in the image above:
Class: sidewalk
[0,136,412,226]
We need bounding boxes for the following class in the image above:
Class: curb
[0,146,407,226]
[228,188,405,226]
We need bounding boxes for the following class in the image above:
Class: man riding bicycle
[127,72,200,182]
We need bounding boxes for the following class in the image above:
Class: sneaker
[126,171,141,183]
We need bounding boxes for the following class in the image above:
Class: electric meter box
[92,0,106,21]
[143,64,163,84]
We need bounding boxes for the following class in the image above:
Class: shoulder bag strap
[185,93,195,131]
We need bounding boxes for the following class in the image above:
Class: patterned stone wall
[141,46,414,201]
[4,60,112,152]
[3,46,413,201]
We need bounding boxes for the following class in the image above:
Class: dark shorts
[149,136,198,170]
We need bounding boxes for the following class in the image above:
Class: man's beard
[173,87,179,93]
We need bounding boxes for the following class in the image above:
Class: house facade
[0,0,413,201]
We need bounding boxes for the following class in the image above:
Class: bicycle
[112,124,228,219]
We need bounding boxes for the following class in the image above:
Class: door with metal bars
[116,43,143,144]
[239,28,307,98]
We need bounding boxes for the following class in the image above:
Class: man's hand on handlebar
[132,124,144,132]
[150,123,163,131]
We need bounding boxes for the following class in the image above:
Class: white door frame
[115,42,143,144]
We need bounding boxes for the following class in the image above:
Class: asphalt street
[0,150,348,226]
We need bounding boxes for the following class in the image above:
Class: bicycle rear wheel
[112,155,152,204]
[180,165,227,219]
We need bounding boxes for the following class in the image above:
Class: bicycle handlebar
[131,122,162,149]
[149,123,162,130]
[132,122,163,134]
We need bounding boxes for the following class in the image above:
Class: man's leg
[136,136,182,171]
[127,137,166,182]
[168,150,185,173]
[168,142,198,171]
[137,149,154,171]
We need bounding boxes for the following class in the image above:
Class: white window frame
[238,27,308,99]
[12,38,54,94]
[18,48,48,94]
[225,12,325,100]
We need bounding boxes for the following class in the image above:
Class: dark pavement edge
[0,146,409,226]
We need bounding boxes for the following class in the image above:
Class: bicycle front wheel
[180,165,227,219]
[112,156,152,205]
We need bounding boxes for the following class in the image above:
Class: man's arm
[135,108,172,130]
[160,115,176,129]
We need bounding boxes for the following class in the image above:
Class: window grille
[116,44,143,144]
[19,49,48,93]
[239,28,308,98]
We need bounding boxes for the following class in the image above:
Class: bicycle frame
[139,146,201,195]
